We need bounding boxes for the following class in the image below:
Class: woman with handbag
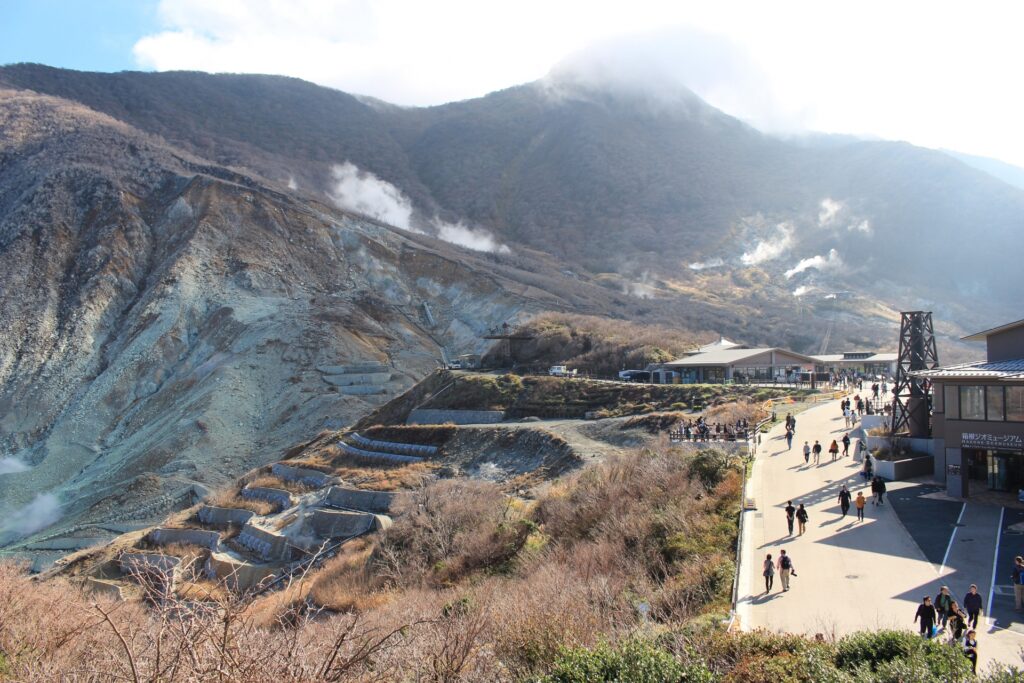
[762,553,775,593]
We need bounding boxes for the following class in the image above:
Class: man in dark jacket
[842,433,851,456]
[785,501,796,535]
[915,596,937,637]
[935,586,954,629]
[837,486,852,518]
[963,584,983,629]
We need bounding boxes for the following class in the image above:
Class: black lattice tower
[890,311,940,437]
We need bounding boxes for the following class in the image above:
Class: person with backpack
[796,504,809,536]
[777,550,795,592]
[935,586,954,630]
[785,500,796,536]
[915,596,937,638]
[855,491,866,521]
[762,553,775,593]
[829,439,839,461]
[963,584,983,629]
[803,441,811,465]
[842,433,851,457]
[837,485,852,518]
[812,440,822,465]
[1012,556,1024,610]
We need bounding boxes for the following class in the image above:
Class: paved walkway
[737,397,1024,672]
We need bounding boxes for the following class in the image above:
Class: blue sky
[0,0,158,72]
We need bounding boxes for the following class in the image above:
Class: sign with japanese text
[961,432,1024,452]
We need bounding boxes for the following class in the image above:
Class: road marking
[988,506,1005,629]
[938,502,967,575]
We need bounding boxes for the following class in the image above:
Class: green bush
[543,639,713,683]
[835,631,973,681]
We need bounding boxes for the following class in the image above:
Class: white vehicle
[549,365,576,377]
[448,360,462,369]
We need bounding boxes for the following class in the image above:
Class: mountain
[942,149,1024,191]
[2,64,1022,329]
[0,85,626,553]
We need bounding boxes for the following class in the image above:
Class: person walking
[812,440,822,465]
[777,550,795,592]
[855,491,866,521]
[1012,556,1024,611]
[786,428,794,450]
[838,485,852,518]
[876,476,886,504]
[915,596,937,638]
[935,586,954,630]
[796,504,809,536]
[843,406,851,428]
[762,553,775,593]
[842,433,851,457]
[948,600,969,643]
[963,584,983,629]
[790,415,797,434]
[829,439,839,461]
[785,500,796,536]
[964,630,979,674]
[803,441,811,465]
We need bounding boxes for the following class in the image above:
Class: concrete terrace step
[237,523,291,562]
[205,551,279,591]
[323,372,392,387]
[338,441,423,464]
[324,486,397,514]
[84,577,124,601]
[350,433,438,457]
[309,508,390,538]
[271,463,337,488]
[337,385,386,396]
[197,505,256,528]
[148,527,220,550]
[240,486,293,511]
[317,362,389,375]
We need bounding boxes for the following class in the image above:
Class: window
[960,386,985,421]
[1008,386,1024,422]
[987,386,1005,421]
[945,385,959,419]
[933,383,944,412]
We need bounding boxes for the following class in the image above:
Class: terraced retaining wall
[205,551,278,591]
[339,442,423,464]
[407,409,504,425]
[237,524,291,561]
[309,509,388,538]
[197,506,255,528]
[324,486,397,514]
[240,486,292,511]
[149,528,220,550]
[271,463,335,487]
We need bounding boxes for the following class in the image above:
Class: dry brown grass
[248,474,317,495]
[207,488,276,516]
[309,537,392,613]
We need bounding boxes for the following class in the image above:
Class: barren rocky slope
[0,87,620,557]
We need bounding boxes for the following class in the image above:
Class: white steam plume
[0,493,61,542]
[689,257,725,271]
[329,162,415,231]
[818,198,842,226]
[785,249,843,279]
[0,457,30,474]
[741,223,793,266]
[434,220,511,254]
[793,285,811,297]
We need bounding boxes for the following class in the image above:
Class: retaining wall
[351,433,437,457]
[317,363,389,375]
[271,463,336,487]
[324,486,396,514]
[407,409,504,425]
[149,527,220,550]
[205,552,278,591]
[197,506,255,528]
[237,524,290,561]
[875,455,935,481]
[241,486,292,511]
[339,385,386,396]
[120,552,182,577]
[309,509,390,538]
[323,372,391,386]
[338,441,422,464]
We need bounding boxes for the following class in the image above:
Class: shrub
[543,639,713,683]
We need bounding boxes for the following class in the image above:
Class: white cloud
[688,257,725,271]
[0,457,30,474]
[793,285,811,297]
[130,1,1024,166]
[785,249,843,279]
[818,198,842,226]
[328,162,415,230]
[434,220,510,254]
[741,223,793,266]
[849,219,872,234]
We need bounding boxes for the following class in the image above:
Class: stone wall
[237,524,291,561]
[205,551,278,591]
[324,486,396,514]
[240,486,292,511]
[407,409,505,425]
[309,509,389,538]
[149,527,221,550]
[271,463,335,487]
[351,433,437,457]
[197,505,255,528]
[339,442,422,464]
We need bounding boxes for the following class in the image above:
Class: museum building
[916,319,1024,498]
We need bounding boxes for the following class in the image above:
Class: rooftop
[810,352,897,363]
[666,347,816,367]
[913,358,1024,381]
[962,318,1024,342]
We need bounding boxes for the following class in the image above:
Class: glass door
[989,451,1010,491]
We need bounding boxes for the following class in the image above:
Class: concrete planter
[874,455,934,481]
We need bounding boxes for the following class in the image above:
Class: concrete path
[737,397,1024,672]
